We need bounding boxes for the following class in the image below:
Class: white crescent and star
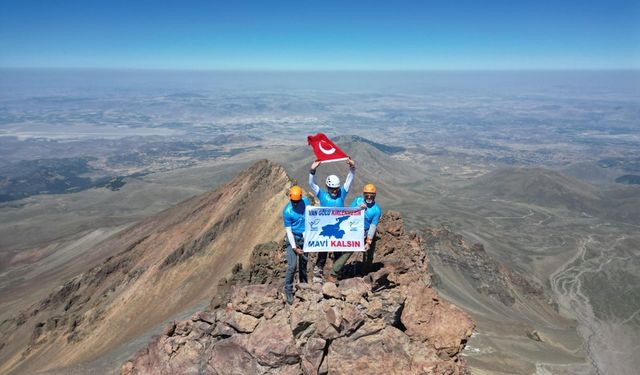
[318,140,336,155]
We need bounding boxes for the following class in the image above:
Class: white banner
[303,207,365,252]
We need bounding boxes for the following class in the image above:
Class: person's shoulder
[302,196,311,205]
[283,203,292,219]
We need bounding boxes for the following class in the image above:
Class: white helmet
[325,175,341,188]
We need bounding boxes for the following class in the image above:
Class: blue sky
[0,0,638,70]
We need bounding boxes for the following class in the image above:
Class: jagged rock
[321,282,342,300]
[290,301,320,340]
[527,329,543,342]
[365,288,405,327]
[299,337,326,375]
[296,283,323,303]
[349,319,385,340]
[328,326,413,374]
[338,277,370,303]
[230,284,283,318]
[211,322,236,338]
[249,241,286,284]
[338,303,365,334]
[221,310,259,333]
[307,301,342,341]
[174,320,193,336]
[322,305,342,331]
[208,337,259,374]
[401,282,474,357]
[191,311,216,325]
[122,212,474,375]
[379,211,405,237]
[243,313,299,367]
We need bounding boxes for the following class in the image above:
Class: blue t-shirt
[316,187,348,207]
[283,196,310,235]
[350,196,382,231]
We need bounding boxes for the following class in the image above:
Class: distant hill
[462,167,640,224]
[464,167,601,212]
[0,160,290,375]
[615,174,640,185]
[597,157,640,173]
[335,135,406,154]
[561,161,624,184]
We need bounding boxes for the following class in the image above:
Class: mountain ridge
[0,159,291,375]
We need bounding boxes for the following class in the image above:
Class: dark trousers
[316,252,327,271]
[316,252,340,273]
[331,251,352,277]
[363,236,377,274]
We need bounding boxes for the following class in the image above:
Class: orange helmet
[289,185,303,200]
[363,184,377,194]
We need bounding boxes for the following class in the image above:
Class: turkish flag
[307,133,349,163]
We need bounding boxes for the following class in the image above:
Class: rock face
[123,212,475,375]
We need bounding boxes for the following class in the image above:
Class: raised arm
[308,160,321,195]
[343,158,355,192]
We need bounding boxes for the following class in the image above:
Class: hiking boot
[325,274,337,283]
[285,292,294,305]
[313,266,323,278]
[313,266,324,283]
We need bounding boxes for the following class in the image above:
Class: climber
[350,183,382,275]
[308,157,355,281]
[324,183,382,282]
[282,185,310,304]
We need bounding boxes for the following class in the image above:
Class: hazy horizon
[2,68,639,95]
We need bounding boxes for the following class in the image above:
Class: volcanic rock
[122,211,474,375]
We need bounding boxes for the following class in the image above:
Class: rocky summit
[122,212,475,375]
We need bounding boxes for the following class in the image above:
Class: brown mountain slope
[461,167,640,224]
[0,159,291,375]
[464,167,601,210]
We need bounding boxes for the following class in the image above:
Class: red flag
[307,133,349,163]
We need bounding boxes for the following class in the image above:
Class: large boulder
[401,282,475,356]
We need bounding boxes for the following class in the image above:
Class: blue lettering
[308,240,328,247]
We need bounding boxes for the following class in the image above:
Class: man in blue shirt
[350,183,382,275]
[308,157,355,281]
[282,185,310,304]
